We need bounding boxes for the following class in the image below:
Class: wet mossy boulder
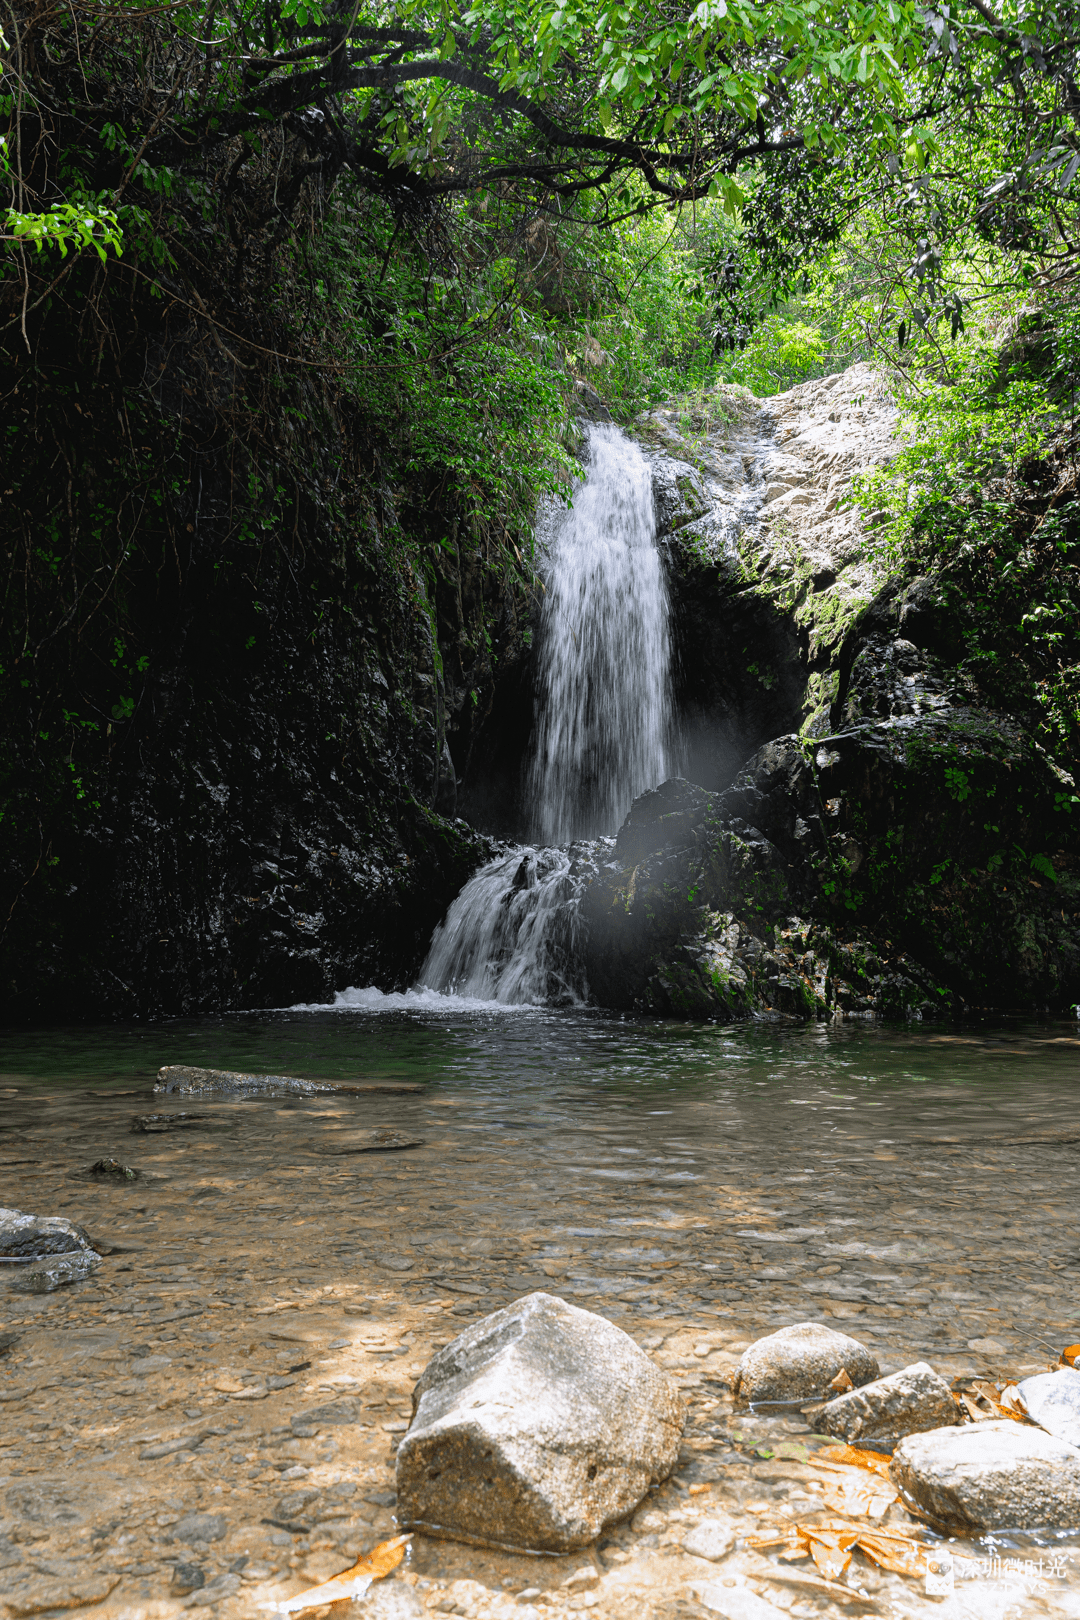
[582,695,1079,1017]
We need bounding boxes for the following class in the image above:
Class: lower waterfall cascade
[417,846,589,1006]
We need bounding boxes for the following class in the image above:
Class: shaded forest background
[2,0,1079,1015]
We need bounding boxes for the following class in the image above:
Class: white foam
[287,983,542,1014]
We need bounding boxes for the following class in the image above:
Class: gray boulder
[734,1322,878,1403]
[0,1207,96,1259]
[817,1360,958,1446]
[396,1291,684,1552]
[891,1419,1080,1531]
[7,1250,100,1294]
[1018,1368,1080,1448]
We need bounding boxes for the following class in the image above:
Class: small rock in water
[88,1157,139,1179]
[0,1206,97,1258]
[1018,1367,1080,1448]
[188,1572,242,1606]
[891,1418,1080,1531]
[734,1322,879,1403]
[817,1360,958,1446]
[140,1436,202,1460]
[396,1290,685,1552]
[291,1399,361,1430]
[681,1519,737,1561]
[319,1130,425,1155]
[155,1065,323,1096]
[131,1354,173,1373]
[171,1563,205,1594]
[174,1512,228,1544]
[131,1113,205,1133]
[7,1250,100,1294]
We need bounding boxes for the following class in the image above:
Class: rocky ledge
[579,366,1079,1018]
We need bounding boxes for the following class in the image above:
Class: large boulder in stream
[395,1291,684,1552]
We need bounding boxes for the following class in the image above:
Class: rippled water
[3,1006,1079,1151]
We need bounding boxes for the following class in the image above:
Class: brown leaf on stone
[828,1366,855,1394]
[960,1391,988,1423]
[261,1534,410,1615]
[806,1527,856,1581]
[963,1378,1033,1424]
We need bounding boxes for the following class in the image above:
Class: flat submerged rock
[154,1065,424,1096]
[155,1065,327,1095]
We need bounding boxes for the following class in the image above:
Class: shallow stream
[2,1008,1080,1620]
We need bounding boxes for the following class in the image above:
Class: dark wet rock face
[0,283,516,1021]
[583,577,1078,1017]
[583,681,1078,1016]
[614,366,1079,1017]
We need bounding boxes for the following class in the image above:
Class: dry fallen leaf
[736,1551,875,1606]
[961,1379,1033,1424]
[261,1534,410,1615]
[828,1366,855,1394]
[808,1451,898,1518]
[805,1527,858,1581]
[749,1522,931,1586]
[815,1445,894,1478]
[856,1530,933,1579]
[1061,1344,1080,1368]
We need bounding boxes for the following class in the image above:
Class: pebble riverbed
[2,1008,1080,1620]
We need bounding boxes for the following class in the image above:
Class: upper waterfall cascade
[526,423,675,846]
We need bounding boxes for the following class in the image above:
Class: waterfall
[331,422,676,1013]
[526,423,675,845]
[417,847,588,1006]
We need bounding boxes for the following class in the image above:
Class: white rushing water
[319,423,674,1013]
[525,423,675,845]
[416,846,588,1006]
